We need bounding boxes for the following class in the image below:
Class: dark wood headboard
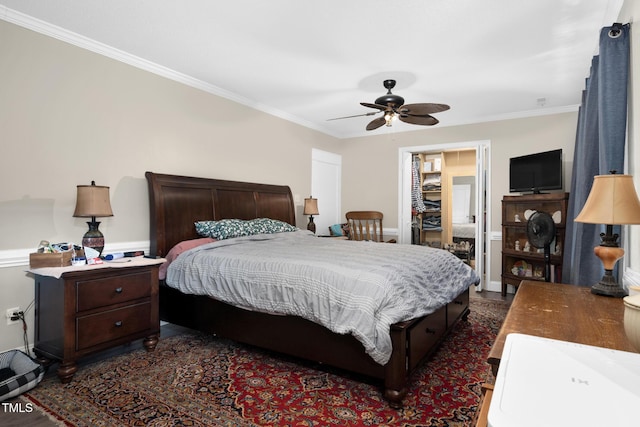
[145,172,296,257]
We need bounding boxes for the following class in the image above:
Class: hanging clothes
[412,157,427,213]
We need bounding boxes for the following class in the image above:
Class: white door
[311,148,341,236]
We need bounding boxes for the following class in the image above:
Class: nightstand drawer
[76,271,152,312]
[76,302,151,350]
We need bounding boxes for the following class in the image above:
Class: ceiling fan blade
[366,116,386,131]
[398,103,450,115]
[360,102,389,111]
[399,114,439,126]
[327,111,379,121]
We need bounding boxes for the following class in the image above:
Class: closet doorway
[398,141,490,291]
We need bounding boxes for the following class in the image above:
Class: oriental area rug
[13,298,509,427]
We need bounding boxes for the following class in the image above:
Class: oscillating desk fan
[526,212,556,282]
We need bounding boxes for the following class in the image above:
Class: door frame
[397,140,491,291]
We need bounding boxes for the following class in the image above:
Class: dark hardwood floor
[471,288,514,303]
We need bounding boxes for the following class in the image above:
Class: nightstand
[32,262,161,383]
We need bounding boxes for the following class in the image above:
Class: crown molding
[0,6,326,136]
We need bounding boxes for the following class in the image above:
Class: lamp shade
[575,174,640,225]
[73,182,114,218]
[303,197,319,215]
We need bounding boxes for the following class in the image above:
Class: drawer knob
[115,287,123,294]
[114,321,123,327]
[454,300,463,305]
[425,327,436,335]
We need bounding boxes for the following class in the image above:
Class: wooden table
[487,280,637,376]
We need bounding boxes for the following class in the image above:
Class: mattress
[166,230,479,364]
[452,223,476,239]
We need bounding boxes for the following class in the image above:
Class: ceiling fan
[328,79,450,131]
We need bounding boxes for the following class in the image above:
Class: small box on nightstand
[29,252,72,268]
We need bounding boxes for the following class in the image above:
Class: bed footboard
[384,288,470,407]
[159,283,470,408]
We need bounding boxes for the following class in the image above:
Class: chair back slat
[345,211,384,242]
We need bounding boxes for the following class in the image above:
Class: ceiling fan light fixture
[384,111,395,126]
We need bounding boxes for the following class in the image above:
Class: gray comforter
[166,230,479,364]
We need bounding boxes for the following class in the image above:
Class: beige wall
[341,114,577,230]
[0,20,337,351]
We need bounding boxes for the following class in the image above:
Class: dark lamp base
[591,270,627,298]
[307,216,316,234]
[82,220,105,256]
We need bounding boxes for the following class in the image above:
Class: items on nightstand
[83,246,103,264]
[73,180,114,257]
[71,257,86,266]
[575,173,640,297]
[29,241,83,268]
[303,196,319,233]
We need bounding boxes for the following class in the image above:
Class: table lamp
[574,173,640,297]
[303,196,319,233]
[73,181,114,256]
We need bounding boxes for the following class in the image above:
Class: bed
[452,223,476,240]
[146,171,478,408]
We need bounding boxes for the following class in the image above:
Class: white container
[623,294,640,351]
[628,285,640,296]
[71,257,86,266]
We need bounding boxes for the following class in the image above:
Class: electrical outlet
[6,307,21,325]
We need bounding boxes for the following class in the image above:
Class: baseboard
[485,280,503,293]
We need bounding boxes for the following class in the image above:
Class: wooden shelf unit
[501,192,569,296]
[419,153,445,247]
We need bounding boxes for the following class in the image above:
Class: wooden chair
[345,211,395,243]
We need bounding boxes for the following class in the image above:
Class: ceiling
[0,0,624,139]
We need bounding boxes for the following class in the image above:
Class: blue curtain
[563,23,630,286]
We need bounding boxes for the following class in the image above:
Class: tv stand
[501,192,569,295]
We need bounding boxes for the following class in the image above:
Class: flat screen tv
[509,149,563,194]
